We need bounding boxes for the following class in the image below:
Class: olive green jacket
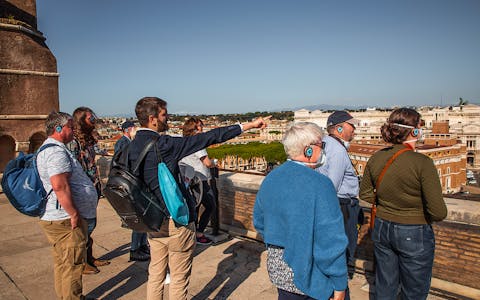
[360,144,447,224]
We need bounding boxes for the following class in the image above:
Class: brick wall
[432,221,480,289]
[216,171,480,290]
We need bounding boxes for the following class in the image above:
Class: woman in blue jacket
[254,122,348,300]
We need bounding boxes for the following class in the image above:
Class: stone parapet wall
[216,171,480,290]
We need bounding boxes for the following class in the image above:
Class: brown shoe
[83,263,100,275]
[92,259,110,267]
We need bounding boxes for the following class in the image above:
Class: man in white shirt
[37,112,98,300]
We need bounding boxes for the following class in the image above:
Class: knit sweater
[359,144,447,224]
[254,161,348,299]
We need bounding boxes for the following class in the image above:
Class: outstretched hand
[244,115,271,130]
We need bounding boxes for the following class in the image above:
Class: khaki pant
[39,218,88,300]
[147,219,196,300]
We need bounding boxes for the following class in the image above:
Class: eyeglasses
[311,141,326,149]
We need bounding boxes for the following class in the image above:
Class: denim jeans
[372,218,435,300]
[131,231,148,251]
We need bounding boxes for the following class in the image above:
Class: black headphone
[304,146,313,158]
[55,126,62,133]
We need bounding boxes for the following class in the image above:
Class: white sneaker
[164,272,170,285]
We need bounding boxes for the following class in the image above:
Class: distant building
[295,104,480,168]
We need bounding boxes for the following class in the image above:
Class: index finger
[263,115,272,121]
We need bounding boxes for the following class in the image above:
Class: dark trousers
[85,217,97,265]
[372,218,435,300]
[131,231,148,251]
[196,180,216,233]
[277,289,315,300]
[338,197,360,265]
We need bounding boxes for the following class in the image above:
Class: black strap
[132,136,161,174]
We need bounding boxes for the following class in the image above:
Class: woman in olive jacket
[360,108,447,300]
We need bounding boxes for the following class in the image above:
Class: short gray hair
[282,122,323,158]
[45,111,72,135]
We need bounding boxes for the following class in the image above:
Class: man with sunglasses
[316,111,361,288]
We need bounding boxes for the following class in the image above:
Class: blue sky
[36,0,480,116]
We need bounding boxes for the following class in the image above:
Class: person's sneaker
[92,258,111,267]
[83,263,100,275]
[164,272,170,285]
[129,249,150,262]
[196,235,212,245]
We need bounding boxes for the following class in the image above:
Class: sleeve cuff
[238,123,244,132]
[330,274,348,291]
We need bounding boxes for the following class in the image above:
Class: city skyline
[36,0,480,116]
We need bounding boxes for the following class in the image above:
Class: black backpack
[103,137,168,232]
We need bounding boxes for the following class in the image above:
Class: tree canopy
[207,141,287,163]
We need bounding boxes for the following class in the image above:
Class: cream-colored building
[295,104,480,168]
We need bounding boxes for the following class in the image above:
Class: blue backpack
[1,144,58,217]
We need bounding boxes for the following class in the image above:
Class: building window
[447,167,450,174]
[438,169,441,176]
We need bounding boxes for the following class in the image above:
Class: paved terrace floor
[0,194,456,300]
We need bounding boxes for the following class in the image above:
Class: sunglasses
[88,114,97,123]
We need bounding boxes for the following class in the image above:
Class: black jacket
[129,125,242,224]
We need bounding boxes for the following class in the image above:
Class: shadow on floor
[192,239,261,300]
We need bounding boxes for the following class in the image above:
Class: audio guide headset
[337,126,343,133]
[304,146,313,158]
[55,126,62,133]
[412,128,420,137]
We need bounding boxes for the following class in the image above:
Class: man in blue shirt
[317,111,361,272]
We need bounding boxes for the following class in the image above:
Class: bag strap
[374,147,412,201]
[131,136,161,174]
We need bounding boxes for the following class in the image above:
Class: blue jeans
[372,218,435,300]
[131,231,148,251]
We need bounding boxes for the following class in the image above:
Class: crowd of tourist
[35,98,446,300]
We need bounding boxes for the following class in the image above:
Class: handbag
[157,151,190,226]
[370,147,412,230]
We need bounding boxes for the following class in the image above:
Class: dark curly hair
[381,108,421,144]
[182,117,203,137]
[72,107,97,148]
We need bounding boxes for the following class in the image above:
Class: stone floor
[0,194,467,299]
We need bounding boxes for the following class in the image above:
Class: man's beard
[157,120,169,132]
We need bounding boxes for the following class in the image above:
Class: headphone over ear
[412,128,419,137]
[337,126,343,133]
[304,146,313,158]
[55,126,62,133]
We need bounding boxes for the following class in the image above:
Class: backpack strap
[132,136,161,174]
[374,147,412,198]
[36,143,73,209]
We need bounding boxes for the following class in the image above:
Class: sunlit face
[340,122,356,142]
[85,111,97,129]
[61,119,75,143]
[156,108,169,132]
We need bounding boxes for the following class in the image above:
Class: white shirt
[179,149,211,181]
[37,138,98,221]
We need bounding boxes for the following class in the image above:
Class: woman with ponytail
[360,108,447,300]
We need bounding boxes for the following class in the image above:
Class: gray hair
[282,122,324,158]
[45,111,72,135]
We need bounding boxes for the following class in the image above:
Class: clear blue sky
[36,0,480,116]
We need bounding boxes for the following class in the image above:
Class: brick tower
[0,0,59,171]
